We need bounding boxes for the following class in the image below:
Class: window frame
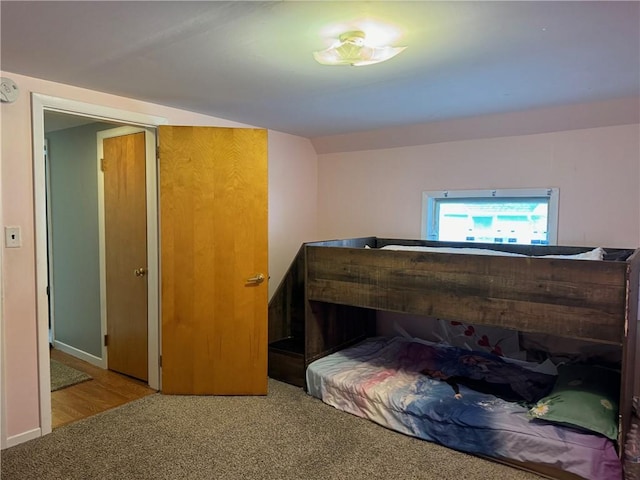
[421,187,559,245]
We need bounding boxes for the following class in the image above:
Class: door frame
[97,126,158,378]
[44,138,55,347]
[32,94,166,435]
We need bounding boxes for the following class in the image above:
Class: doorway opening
[33,94,166,434]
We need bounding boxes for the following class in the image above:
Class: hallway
[50,349,156,428]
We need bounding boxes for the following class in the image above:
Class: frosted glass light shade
[313,31,406,66]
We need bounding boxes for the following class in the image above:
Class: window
[422,188,559,245]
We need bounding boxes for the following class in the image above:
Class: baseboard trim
[3,427,42,449]
[53,341,105,368]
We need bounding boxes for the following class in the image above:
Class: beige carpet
[50,359,92,391]
[1,379,543,480]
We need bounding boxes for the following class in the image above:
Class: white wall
[317,124,640,248]
[0,71,317,446]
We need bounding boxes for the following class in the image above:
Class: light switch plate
[5,226,21,248]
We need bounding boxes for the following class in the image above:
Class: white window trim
[421,188,559,245]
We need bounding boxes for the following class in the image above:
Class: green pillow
[528,364,620,440]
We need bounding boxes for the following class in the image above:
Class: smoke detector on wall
[0,77,19,103]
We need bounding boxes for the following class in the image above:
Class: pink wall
[316,121,640,398]
[1,83,39,441]
[268,131,318,298]
[0,71,317,445]
[317,124,640,248]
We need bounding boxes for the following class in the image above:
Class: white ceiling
[1,1,638,139]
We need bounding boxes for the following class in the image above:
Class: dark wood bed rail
[306,244,632,345]
[267,237,376,386]
[621,248,640,453]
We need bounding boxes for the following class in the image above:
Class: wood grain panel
[267,350,304,387]
[310,247,627,284]
[619,249,640,447]
[267,238,375,345]
[268,245,306,344]
[308,260,624,312]
[267,237,375,386]
[306,246,628,344]
[305,301,375,364]
[104,132,148,381]
[159,126,268,395]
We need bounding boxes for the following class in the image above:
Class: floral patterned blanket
[306,336,622,480]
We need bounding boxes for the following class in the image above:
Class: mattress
[306,336,622,480]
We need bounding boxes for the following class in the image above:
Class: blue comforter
[306,336,622,480]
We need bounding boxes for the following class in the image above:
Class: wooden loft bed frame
[268,236,639,477]
[268,237,377,387]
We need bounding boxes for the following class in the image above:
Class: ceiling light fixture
[313,30,406,67]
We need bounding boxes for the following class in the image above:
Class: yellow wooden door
[103,132,148,381]
[159,126,268,395]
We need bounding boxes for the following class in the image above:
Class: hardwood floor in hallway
[50,348,157,429]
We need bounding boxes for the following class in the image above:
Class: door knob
[246,273,265,285]
[134,267,147,277]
